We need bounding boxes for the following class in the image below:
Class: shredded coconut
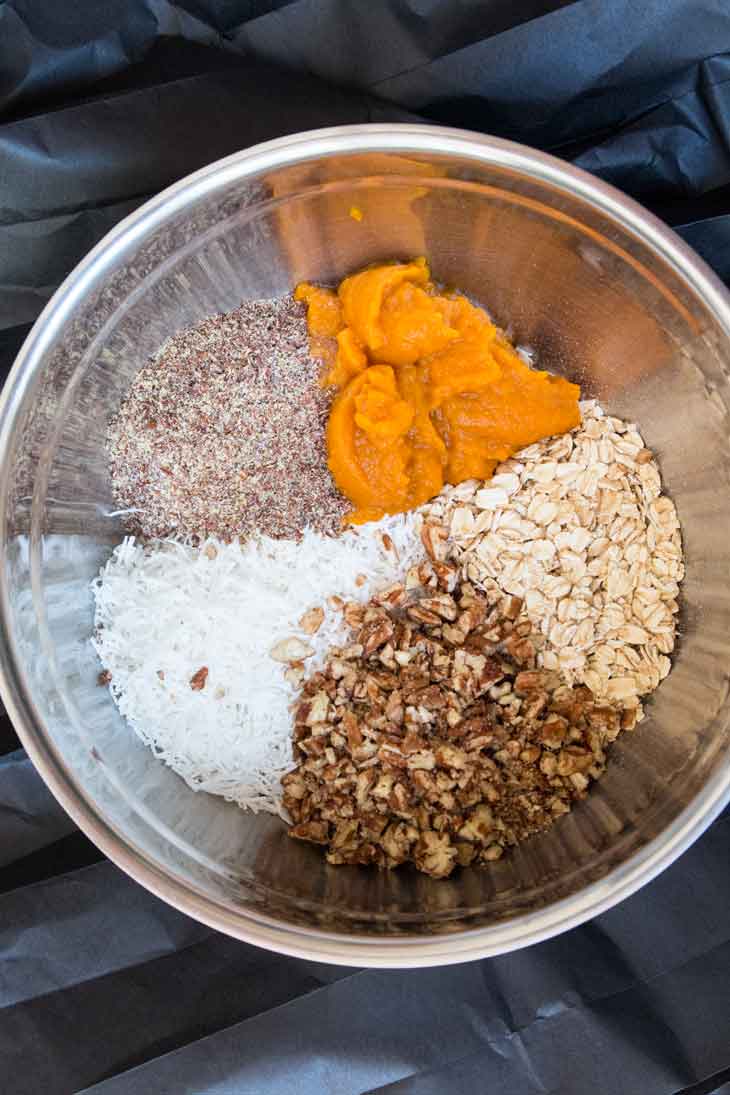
[92,515,423,815]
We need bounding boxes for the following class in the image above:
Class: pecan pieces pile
[282,559,630,878]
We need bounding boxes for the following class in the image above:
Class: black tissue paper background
[1,2,730,1092]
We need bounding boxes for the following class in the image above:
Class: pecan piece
[190,666,208,691]
[406,603,443,626]
[290,820,330,845]
[432,561,459,592]
[414,830,457,878]
[358,618,395,656]
[556,746,594,776]
[381,821,418,864]
[420,521,449,563]
[458,804,495,844]
[540,715,568,749]
[373,582,406,608]
[410,684,447,710]
[514,670,555,695]
[502,594,524,620]
[418,593,459,622]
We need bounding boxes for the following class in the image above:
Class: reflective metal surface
[1,125,730,967]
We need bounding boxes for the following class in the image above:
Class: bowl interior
[3,129,730,957]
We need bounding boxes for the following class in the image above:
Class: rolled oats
[421,402,682,719]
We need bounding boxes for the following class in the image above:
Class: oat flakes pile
[422,401,683,723]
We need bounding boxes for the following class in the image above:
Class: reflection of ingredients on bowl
[94,257,684,879]
[295,259,580,523]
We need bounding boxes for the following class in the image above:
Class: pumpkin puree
[295,259,580,524]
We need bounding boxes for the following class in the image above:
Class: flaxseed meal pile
[95,258,684,879]
[107,297,348,541]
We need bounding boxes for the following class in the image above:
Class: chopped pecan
[502,594,524,620]
[373,582,406,608]
[556,746,594,776]
[418,593,459,622]
[410,684,447,710]
[540,715,568,749]
[282,562,625,878]
[587,705,622,738]
[355,768,376,805]
[342,710,363,749]
[458,804,495,844]
[414,829,457,878]
[290,820,329,845]
[620,705,639,732]
[514,670,555,694]
[442,623,468,645]
[384,689,405,726]
[381,821,418,864]
[389,782,412,815]
[406,603,443,626]
[401,729,427,755]
[305,691,330,725]
[432,561,459,592]
[435,743,468,770]
[281,769,307,803]
[505,634,536,666]
[521,691,549,720]
[358,618,395,656]
[190,666,208,691]
[420,522,449,563]
[407,750,437,771]
[456,604,486,634]
[378,743,408,769]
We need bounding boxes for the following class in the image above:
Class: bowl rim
[2,122,730,967]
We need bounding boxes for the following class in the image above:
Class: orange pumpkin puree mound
[294,260,581,524]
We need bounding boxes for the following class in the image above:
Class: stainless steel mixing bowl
[2,124,730,967]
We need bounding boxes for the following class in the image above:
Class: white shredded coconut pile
[92,516,423,815]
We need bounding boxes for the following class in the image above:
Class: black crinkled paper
[1,2,730,1092]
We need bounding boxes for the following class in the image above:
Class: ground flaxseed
[107,296,348,541]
